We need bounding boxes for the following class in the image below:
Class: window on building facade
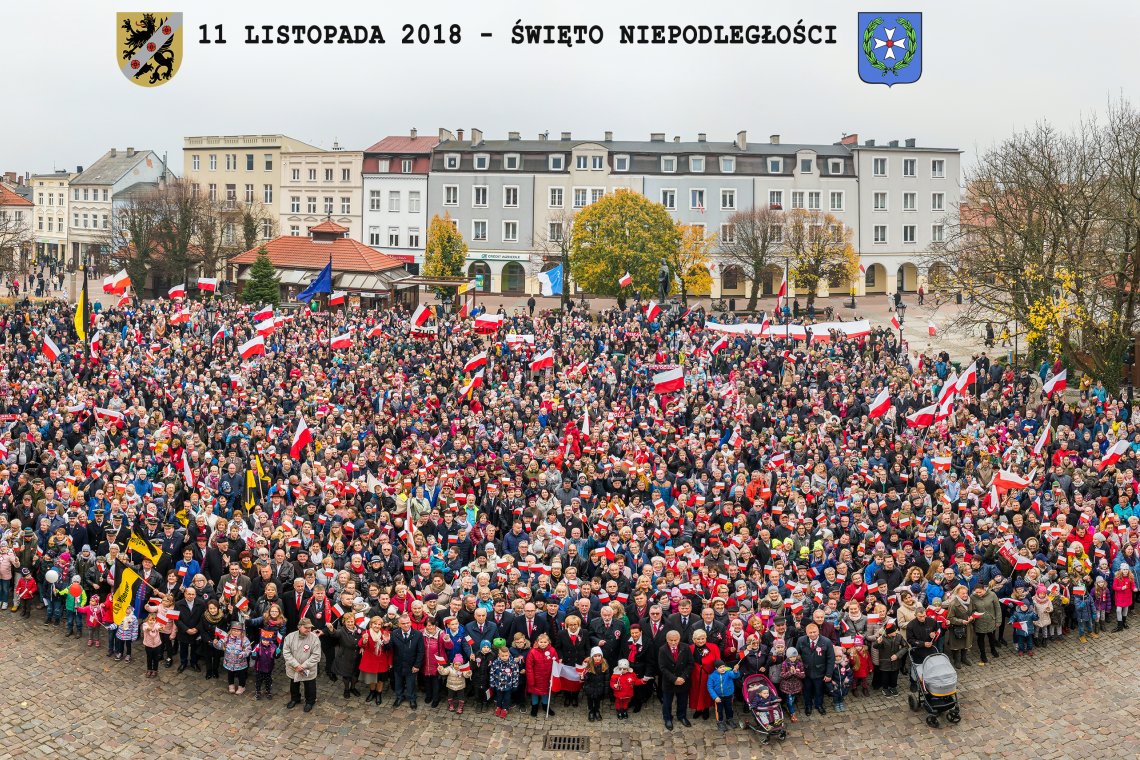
[829,159,843,174]
[388,228,399,247]
[549,187,563,208]
[264,185,273,204]
[473,220,487,241]
[721,156,735,173]
[903,225,916,244]
[873,157,887,176]
[208,184,217,201]
[903,158,916,177]
[592,155,604,170]
[402,159,413,173]
[768,190,782,209]
[408,191,421,213]
[307,197,316,213]
[369,190,381,211]
[504,154,519,171]
[768,158,782,174]
[246,154,254,171]
[444,186,458,206]
[720,189,735,210]
[931,159,946,178]
[342,168,351,182]
[341,197,351,214]
[245,184,254,204]
[265,154,273,171]
[690,156,705,173]
[931,192,945,211]
[290,225,300,236]
[874,192,888,211]
[800,158,813,173]
[503,221,518,242]
[473,186,488,207]
[504,186,518,208]
[389,191,400,212]
[614,155,629,172]
[903,192,916,211]
[720,223,735,243]
[474,155,489,170]
[830,191,844,211]
[192,155,200,171]
[661,156,676,173]
[807,191,821,210]
[408,228,420,247]
[209,154,217,170]
[369,228,380,246]
[573,188,588,208]
[791,191,804,209]
[591,189,604,204]
[690,189,705,210]
[576,155,588,170]
[324,197,333,214]
[549,154,565,171]
[445,155,459,170]
[292,169,300,181]
[873,225,887,243]
[549,222,563,242]
[931,224,944,243]
[661,189,676,210]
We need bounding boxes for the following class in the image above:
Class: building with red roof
[362,129,439,270]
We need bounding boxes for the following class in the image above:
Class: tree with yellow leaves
[669,224,715,305]
[423,213,468,294]
[569,189,679,308]
[783,210,858,307]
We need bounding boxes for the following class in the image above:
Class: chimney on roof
[332,140,341,151]
[770,134,780,145]
[508,131,521,141]
[561,131,572,141]
[126,147,135,157]
[650,132,665,142]
[697,133,707,142]
[673,136,680,143]
[410,127,418,139]
[888,140,899,148]
[604,131,613,142]
[438,128,454,142]
[456,129,464,142]
[538,132,548,141]
[76,166,83,173]
[471,128,483,147]
[735,131,747,150]
[839,133,859,146]
[110,149,118,158]
[865,139,875,147]
[905,138,916,148]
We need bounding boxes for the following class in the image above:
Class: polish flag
[459,369,484,398]
[905,404,937,428]
[776,277,787,302]
[180,450,196,488]
[42,335,61,362]
[582,409,590,437]
[95,408,124,424]
[956,361,977,393]
[570,360,589,376]
[652,367,684,394]
[938,373,959,406]
[238,335,266,359]
[927,321,937,337]
[254,305,274,322]
[102,269,130,294]
[549,661,582,693]
[932,456,952,472]
[329,291,346,306]
[993,469,1030,491]
[197,277,218,292]
[474,313,504,333]
[890,315,900,330]
[1042,369,1067,397]
[116,288,131,309]
[212,326,226,344]
[290,415,313,459]
[710,336,729,354]
[618,272,632,288]
[167,284,186,299]
[1012,620,1032,632]
[366,324,383,339]
[464,351,488,373]
[411,304,432,326]
[868,387,891,418]
[529,349,554,372]
[256,319,276,337]
[1033,425,1052,456]
[644,301,662,322]
[1098,439,1130,471]
[170,308,191,325]
[329,332,353,349]
[1013,554,1035,572]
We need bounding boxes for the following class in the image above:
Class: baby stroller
[742,673,787,743]
[907,653,961,727]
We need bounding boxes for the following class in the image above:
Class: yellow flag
[128,527,163,565]
[73,276,88,341]
[254,455,268,482]
[245,469,256,512]
[111,567,142,624]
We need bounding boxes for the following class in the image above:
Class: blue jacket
[706,667,740,699]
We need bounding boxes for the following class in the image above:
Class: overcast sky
[5,0,1137,176]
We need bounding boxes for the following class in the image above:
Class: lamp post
[847,282,857,310]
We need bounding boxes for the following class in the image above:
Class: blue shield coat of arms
[858,12,922,86]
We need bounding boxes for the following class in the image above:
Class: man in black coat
[508,602,549,644]
[173,585,205,672]
[588,605,627,669]
[281,578,311,633]
[657,630,694,730]
[687,607,725,651]
[663,598,697,643]
[625,622,655,712]
[390,614,425,708]
[794,622,836,716]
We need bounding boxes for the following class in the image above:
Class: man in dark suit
[173,585,205,672]
[642,604,671,700]
[464,607,498,647]
[588,605,627,669]
[282,578,310,633]
[508,602,549,644]
[390,614,425,708]
[489,597,514,635]
[657,630,694,730]
[663,597,697,643]
[687,607,725,651]
[795,622,836,716]
[625,622,654,712]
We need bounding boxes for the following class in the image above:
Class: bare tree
[0,206,32,278]
[719,206,784,311]
[535,206,576,307]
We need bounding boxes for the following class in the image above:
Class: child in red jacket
[850,637,872,697]
[76,594,106,647]
[14,568,37,619]
[1112,567,1136,631]
[608,659,650,719]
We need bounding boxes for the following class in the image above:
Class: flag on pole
[529,349,554,372]
[411,304,432,326]
[128,527,164,564]
[197,277,218,292]
[238,335,266,359]
[74,274,89,341]
[254,305,274,322]
[652,367,684,394]
[1098,439,1130,471]
[167,283,186,299]
[618,271,632,288]
[537,264,562,297]
[290,414,313,459]
[329,291,347,306]
[927,321,938,337]
[890,314,900,330]
[1033,425,1052,456]
[111,567,142,625]
[42,335,61,362]
[644,301,662,322]
[102,269,130,294]
[1042,369,1067,397]
[329,332,353,349]
[297,260,333,303]
[868,387,891,418]
[993,469,1030,491]
[549,661,582,693]
[464,351,488,373]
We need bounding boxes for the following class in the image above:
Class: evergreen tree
[241,248,280,307]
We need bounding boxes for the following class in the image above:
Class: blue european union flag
[297,260,332,302]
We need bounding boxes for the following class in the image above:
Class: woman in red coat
[688,629,721,719]
[525,633,560,717]
[357,617,392,705]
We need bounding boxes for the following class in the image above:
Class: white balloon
[44,570,59,584]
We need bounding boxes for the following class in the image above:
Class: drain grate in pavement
[543,735,590,752]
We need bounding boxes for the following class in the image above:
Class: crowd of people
[0,292,1138,735]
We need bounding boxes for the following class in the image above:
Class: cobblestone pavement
[2,613,1137,760]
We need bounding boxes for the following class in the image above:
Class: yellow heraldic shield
[117,12,183,87]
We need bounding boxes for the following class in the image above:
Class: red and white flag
[102,269,130,294]
[1033,425,1052,456]
[931,456,952,472]
[116,288,131,309]
[652,367,684,394]
[993,469,1030,492]
[329,332,353,349]
[927,321,938,337]
[411,304,432,326]
[550,661,582,693]
[890,314,900,330]
[255,319,276,337]
[1042,369,1067,397]
[180,450,196,489]
[474,313,504,333]
[197,277,218,292]
[777,277,787,302]
[464,351,488,373]
[710,336,728,354]
[290,415,313,459]
[644,301,662,322]
[238,335,266,359]
[42,335,61,362]
[212,326,226,344]
[253,305,273,322]
[868,387,891,418]
[956,361,977,393]
[366,325,383,339]
[618,271,632,288]
[905,404,937,428]
[167,284,186,299]
[459,369,484,398]
[1098,439,1130,471]
[529,349,554,372]
[329,291,346,306]
[95,408,124,425]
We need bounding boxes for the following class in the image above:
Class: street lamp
[847,282,857,310]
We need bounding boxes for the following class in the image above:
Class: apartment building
[31,170,77,267]
[361,129,438,271]
[0,183,33,270]
[280,146,364,242]
[69,148,167,270]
